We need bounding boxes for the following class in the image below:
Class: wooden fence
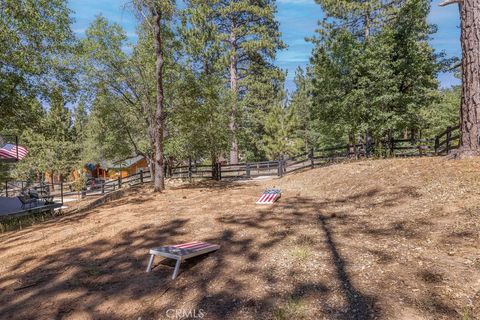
[1,171,153,204]
[165,125,461,181]
[1,180,65,211]
[0,125,462,199]
[434,126,460,155]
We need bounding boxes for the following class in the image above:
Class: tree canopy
[0,0,461,184]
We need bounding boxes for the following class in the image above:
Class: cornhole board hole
[256,188,281,205]
[146,241,220,279]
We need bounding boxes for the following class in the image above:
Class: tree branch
[439,0,462,6]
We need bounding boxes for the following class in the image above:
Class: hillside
[0,157,479,319]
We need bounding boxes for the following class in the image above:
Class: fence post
[217,162,222,181]
[446,126,452,154]
[188,158,192,180]
[310,147,315,169]
[60,180,64,205]
[5,181,8,197]
[118,176,122,189]
[389,136,395,156]
[140,171,144,184]
[366,135,373,157]
[246,163,251,178]
[101,181,105,194]
[212,163,217,180]
[278,157,283,177]
[434,136,440,155]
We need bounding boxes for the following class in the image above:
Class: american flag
[256,188,281,204]
[0,143,28,160]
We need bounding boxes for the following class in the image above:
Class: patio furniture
[17,195,37,209]
[146,241,220,279]
[39,195,55,205]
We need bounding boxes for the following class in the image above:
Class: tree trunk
[146,156,154,182]
[457,0,480,156]
[229,28,239,164]
[152,7,165,191]
[363,11,370,39]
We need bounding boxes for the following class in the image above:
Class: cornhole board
[146,241,220,279]
[256,188,281,205]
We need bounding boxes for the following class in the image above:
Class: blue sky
[69,0,461,92]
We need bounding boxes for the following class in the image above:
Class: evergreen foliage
[0,0,462,185]
[309,0,446,144]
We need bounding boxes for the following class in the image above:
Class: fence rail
[162,125,461,181]
[435,126,460,155]
[1,125,462,202]
[1,181,65,210]
[1,170,155,206]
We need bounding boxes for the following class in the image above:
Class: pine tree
[364,0,440,138]
[177,0,229,164]
[133,0,175,192]
[310,0,441,145]
[439,0,480,156]
[289,67,316,153]
[194,0,285,164]
[14,90,78,182]
[421,86,460,137]
[261,93,301,160]
[241,62,286,161]
[315,0,403,39]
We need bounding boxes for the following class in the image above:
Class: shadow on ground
[0,184,468,319]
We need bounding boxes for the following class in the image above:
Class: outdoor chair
[28,189,39,199]
[146,241,220,279]
[17,195,37,209]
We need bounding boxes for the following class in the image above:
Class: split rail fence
[167,125,460,181]
[1,126,460,200]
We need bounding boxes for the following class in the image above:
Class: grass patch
[273,298,309,320]
[290,246,312,261]
[289,234,315,261]
[294,234,316,246]
[0,209,64,233]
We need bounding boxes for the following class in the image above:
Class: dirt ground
[0,157,479,320]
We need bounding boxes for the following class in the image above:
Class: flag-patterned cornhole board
[256,188,281,205]
[146,241,220,279]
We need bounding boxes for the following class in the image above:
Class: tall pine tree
[439,0,480,157]
[310,0,441,145]
[192,0,285,164]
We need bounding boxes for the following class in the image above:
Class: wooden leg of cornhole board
[172,258,182,280]
[146,254,155,272]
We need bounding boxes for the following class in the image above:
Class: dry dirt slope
[0,157,479,320]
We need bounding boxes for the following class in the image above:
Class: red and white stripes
[0,144,28,160]
[256,189,281,204]
[173,241,217,251]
